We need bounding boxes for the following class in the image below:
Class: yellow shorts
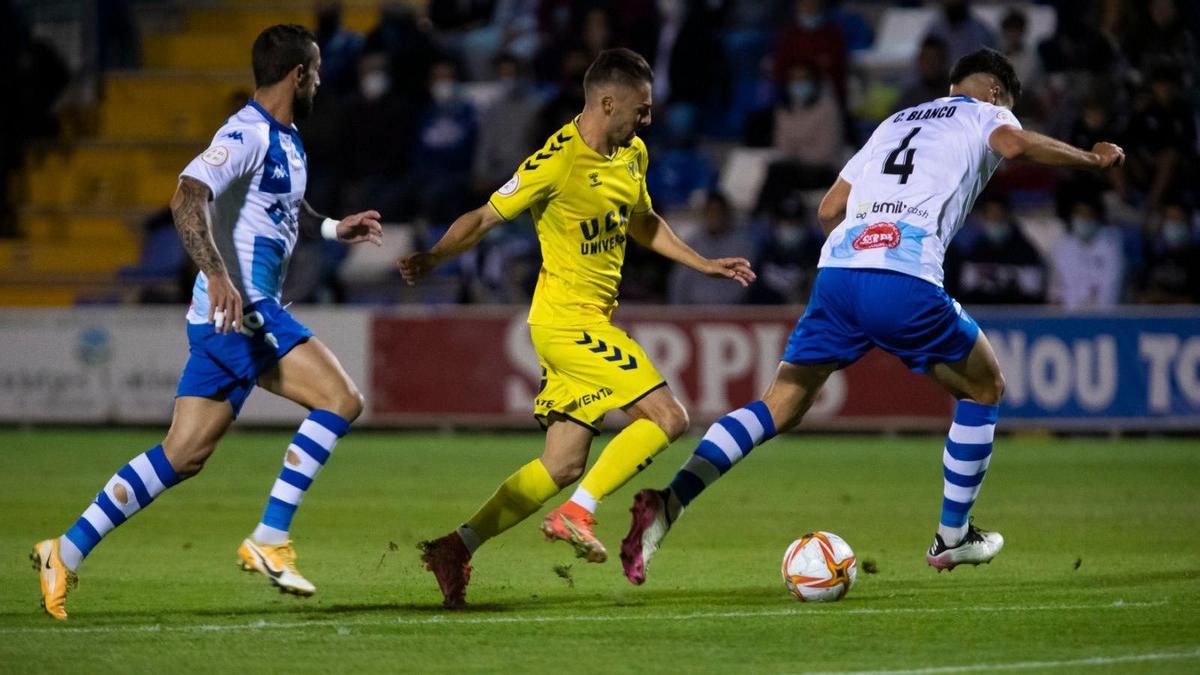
[530,323,666,433]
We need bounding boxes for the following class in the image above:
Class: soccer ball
[782,531,857,602]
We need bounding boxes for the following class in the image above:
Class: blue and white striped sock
[59,445,180,571]
[665,401,777,521]
[938,400,999,545]
[252,410,350,545]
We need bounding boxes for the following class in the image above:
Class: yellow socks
[571,419,670,512]
[458,459,559,552]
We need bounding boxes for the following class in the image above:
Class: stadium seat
[719,148,779,212]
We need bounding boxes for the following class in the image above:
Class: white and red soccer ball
[782,531,857,602]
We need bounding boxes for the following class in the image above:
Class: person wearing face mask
[1049,193,1125,309]
[944,193,1046,304]
[472,53,542,194]
[340,51,419,220]
[756,63,844,204]
[745,193,823,305]
[1137,201,1200,303]
[415,58,479,217]
[773,63,842,168]
[668,192,755,304]
[773,0,849,110]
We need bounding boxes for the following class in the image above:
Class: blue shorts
[176,299,312,416]
[783,267,979,373]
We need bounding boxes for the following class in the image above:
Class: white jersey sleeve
[977,104,1022,154]
[180,123,267,199]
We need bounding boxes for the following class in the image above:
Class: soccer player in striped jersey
[621,48,1126,584]
[31,25,383,620]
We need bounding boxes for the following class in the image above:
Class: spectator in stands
[945,194,1046,305]
[925,0,997,65]
[1123,66,1198,214]
[1137,200,1200,303]
[366,4,436,100]
[472,53,543,195]
[1067,96,1127,197]
[645,105,715,211]
[315,1,364,96]
[998,8,1044,120]
[646,0,725,110]
[898,36,950,110]
[668,193,753,305]
[773,0,848,109]
[771,62,842,172]
[1049,192,1125,310]
[415,57,479,218]
[1125,0,1197,85]
[440,0,542,81]
[745,192,823,304]
[538,46,589,137]
[339,51,420,220]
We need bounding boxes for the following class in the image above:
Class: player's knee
[340,387,365,422]
[164,442,215,478]
[655,403,690,442]
[324,385,364,422]
[545,456,586,487]
[972,371,1006,406]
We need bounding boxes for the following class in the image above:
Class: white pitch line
[813,646,1200,674]
[0,599,1168,637]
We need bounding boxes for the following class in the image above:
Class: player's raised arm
[397,204,504,285]
[988,126,1125,171]
[627,209,756,287]
[170,176,241,333]
[299,199,383,246]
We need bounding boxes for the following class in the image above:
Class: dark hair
[583,48,653,92]
[252,24,317,88]
[949,48,1021,102]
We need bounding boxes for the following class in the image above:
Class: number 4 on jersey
[883,127,921,184]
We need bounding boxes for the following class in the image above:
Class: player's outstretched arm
[397,204,503,285]
[628,210,756,287]
[989,126,1125,171]
[170,176,241,333]
[299,200,383,246]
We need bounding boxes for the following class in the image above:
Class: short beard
[294,92,315,120]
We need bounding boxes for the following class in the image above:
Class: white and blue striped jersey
[179,100,307,323]
[819,95,1021,287]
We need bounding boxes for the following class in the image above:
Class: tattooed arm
[170,176,242,333]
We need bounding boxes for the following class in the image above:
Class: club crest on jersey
[852,222,902,250]
[626,161,637,178]
[498,174,519,196]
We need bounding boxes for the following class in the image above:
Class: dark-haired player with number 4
[31,25,383,620]
[621,48,1125,585]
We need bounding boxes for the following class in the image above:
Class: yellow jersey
[488,119,652,327]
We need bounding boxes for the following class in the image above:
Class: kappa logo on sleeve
[201,146,230,166]
[497,174,519,196]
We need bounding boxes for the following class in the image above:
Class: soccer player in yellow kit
[399,48,754,607]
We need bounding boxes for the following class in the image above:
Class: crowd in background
[10,0,1200,308]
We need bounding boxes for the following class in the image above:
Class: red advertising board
[372,307,955,430]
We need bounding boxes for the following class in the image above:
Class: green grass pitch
[1,429,1198,673]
